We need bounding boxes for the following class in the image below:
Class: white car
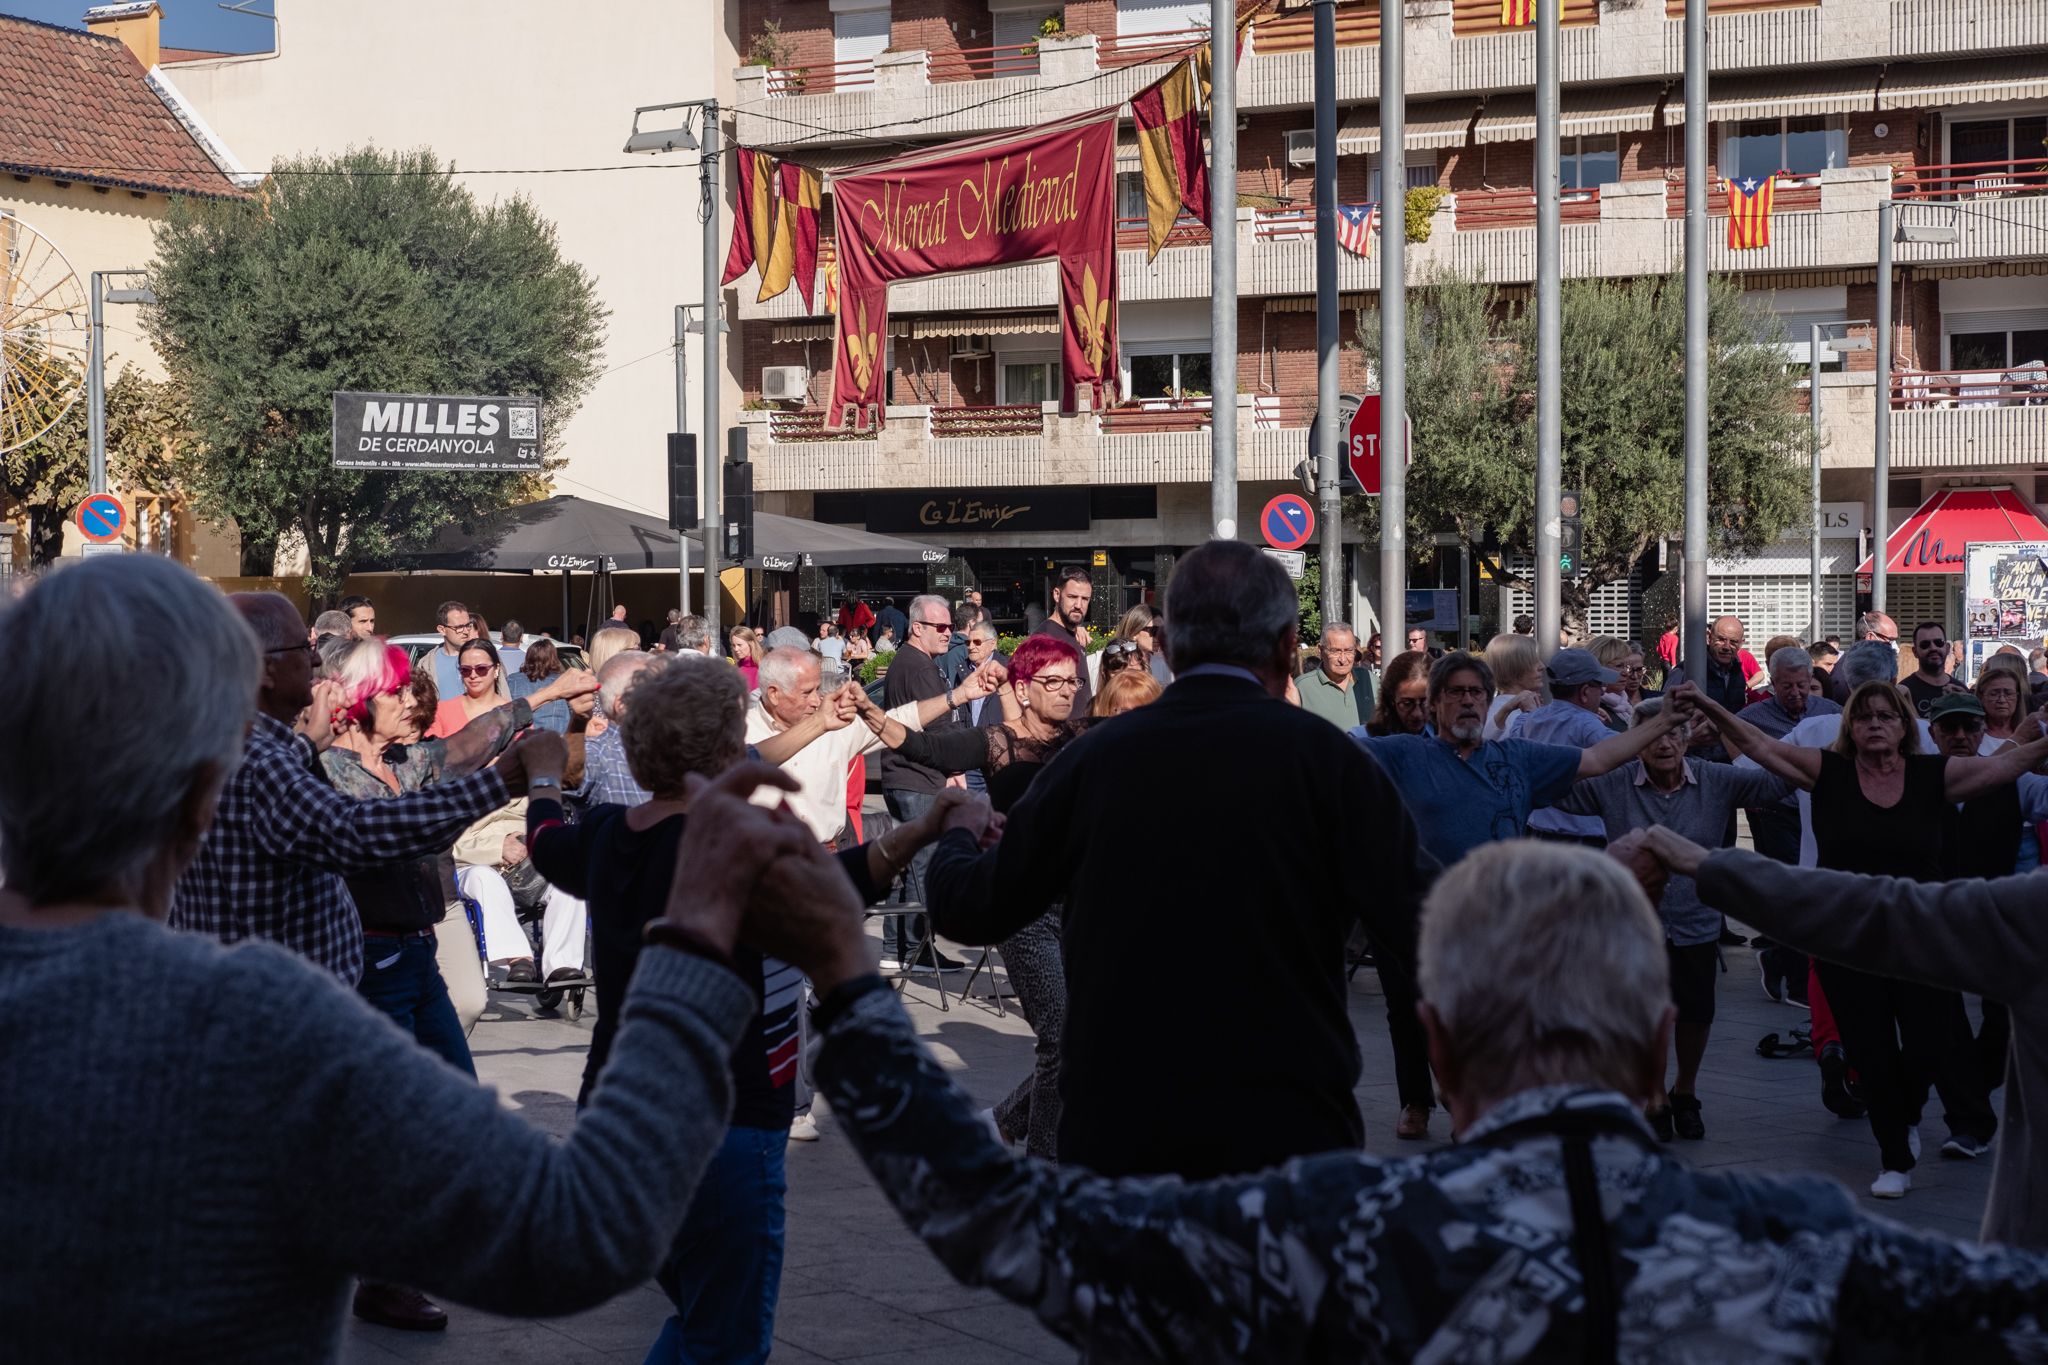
[383,633,589,674]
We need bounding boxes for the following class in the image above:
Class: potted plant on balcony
[1404,186,1448,243]
[744,21,806,92]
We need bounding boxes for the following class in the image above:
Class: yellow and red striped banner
[1502,0,1535,26]
[1726,174,1776,250]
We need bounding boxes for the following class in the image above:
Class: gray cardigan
[1697,848,2047,1249]
[0,911,753,1362]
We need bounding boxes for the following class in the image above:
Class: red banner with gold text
[825,111,1119,430]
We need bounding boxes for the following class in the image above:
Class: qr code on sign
[509,406,538,440]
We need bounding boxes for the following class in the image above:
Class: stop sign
[1345,394,1412,496]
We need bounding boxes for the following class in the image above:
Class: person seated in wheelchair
[453,801,591,991]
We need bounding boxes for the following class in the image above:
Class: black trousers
[1366,932,1434,1112]
[1815,960,1997,1171]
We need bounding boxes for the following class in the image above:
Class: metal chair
[862,901,951,1012]
[955,944,1015,1015]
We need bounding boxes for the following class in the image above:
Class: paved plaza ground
[343,917,2001,1364]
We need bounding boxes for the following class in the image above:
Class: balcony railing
[1097,399,1214,432]
[1252,207,1316,240]
[764,57,877,97]
[1115,213,1211,249]
[768,409,875,442]
[925,41,1040,83]
[1893,157,2048,203]
[1664,174,1822,218]
[1095,26,1210,69]
[928,404,1045,436]
[1455,186,1602,231]
[1891,366,2048,409]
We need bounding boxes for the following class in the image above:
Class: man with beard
[1033,566,1096,713]
[1354,651,1692,871]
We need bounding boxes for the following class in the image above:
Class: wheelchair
[459,862,595,1022]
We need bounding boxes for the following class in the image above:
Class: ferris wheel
[0,211,91,455]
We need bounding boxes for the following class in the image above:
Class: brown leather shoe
[353,1280,449,1332]
[1396,1105,1431,1141]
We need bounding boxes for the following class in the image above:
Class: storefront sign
[1962,540,2048,682]
[861,487,1090,535]
[333,391,543,472]
[825,112,1119,429]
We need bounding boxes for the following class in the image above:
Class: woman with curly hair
[1365,649,1433,737]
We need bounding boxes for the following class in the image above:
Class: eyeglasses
[1439,685,1489,701]
[1710,635,1744,648]
[442,620,474,634]
[1030,674,1080,692]
[1618,663,1648,676]
[265,642,318,660]
[458,663,498,679]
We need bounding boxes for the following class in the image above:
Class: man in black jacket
[879,593,968,972]
[924,540,1434,1179]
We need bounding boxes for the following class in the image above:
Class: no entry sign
[75,494,126,544]
[1261,493,1316,551]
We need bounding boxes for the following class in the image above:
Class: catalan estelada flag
[1726,173,1777,250]
[1502,0,1534,26]
[1131,60,1210,260]
[721,148,776,285]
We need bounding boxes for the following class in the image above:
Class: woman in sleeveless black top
[1683,678,2048,1194]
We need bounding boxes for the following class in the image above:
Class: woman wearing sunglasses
[429,639,590,740]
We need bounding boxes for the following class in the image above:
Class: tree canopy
[1350,270,1809,631]
[144,147,606,598]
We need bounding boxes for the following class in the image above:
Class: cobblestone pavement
[344,921,1999,1364]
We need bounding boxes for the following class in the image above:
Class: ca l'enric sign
[332,392,544,472]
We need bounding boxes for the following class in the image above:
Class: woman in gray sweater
[0,555,816,1362]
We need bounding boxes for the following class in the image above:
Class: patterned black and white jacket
[815,976,2048,1364]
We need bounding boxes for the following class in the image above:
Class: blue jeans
[357,933,476,1077]
[643,1125,788,1365]
[881,789,937,960]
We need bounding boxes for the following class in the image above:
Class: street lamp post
[88,269,155,497]
[627,100,723,642]
[1806,321,1870,641]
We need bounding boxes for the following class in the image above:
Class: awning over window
[1877,56,2048,112]
[1265,294,1372,313]
[770,318,914,343]
[1337,99,1481,154]
[1472,84,1675,145]
[910,313,1059,338]
[1662,67,1883,125]
[1857,487,2048,575]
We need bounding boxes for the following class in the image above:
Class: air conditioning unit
[950,334,994,359]
[760,365,809,401]
[1285,129,1316,166]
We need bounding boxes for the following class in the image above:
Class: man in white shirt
[745,646,990,844]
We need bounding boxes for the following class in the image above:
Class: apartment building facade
[725,0,2048,638]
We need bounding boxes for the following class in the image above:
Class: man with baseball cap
[1505,646,1625,846]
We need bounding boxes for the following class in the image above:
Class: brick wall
[893,0,996,60]
[738,0,835,71]
[1241,299,1372,398]
[1063,0,1111,39]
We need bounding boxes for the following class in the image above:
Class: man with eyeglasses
[1298,623,1374,730]
[1666,615,1757,763]
[1857,610,1900,645]
[878,593,971,972]
[1904,620,1963,719]
[174,594,541,989]
[428,600,478,701]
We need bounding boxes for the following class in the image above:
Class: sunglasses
[458,663,498,679]
[915,620,952,634]
[1101,641,1141,657]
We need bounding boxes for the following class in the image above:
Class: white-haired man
[747,832,2048,1359]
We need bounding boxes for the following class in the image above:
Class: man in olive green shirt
[1298,622,1374,730]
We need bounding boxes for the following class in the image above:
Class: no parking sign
[75,494,126,544]
[1260,494,1315,552]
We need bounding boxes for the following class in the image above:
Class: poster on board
[1961,541,2048,682]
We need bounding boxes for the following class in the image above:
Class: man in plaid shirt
[172,595,531,985]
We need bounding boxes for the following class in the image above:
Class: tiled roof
[0,14,246,199]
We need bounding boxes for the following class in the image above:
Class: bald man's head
[1707,615,1746,666]
[230,592,314,720]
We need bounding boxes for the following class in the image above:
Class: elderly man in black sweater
[924,540,1434,1178]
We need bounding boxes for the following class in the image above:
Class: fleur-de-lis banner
[824,110,1120,430]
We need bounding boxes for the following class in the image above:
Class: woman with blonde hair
[728,625,762,691]
[1591,634,1651,729]
[1481,632,1543,740]
[1091,667,1163,717]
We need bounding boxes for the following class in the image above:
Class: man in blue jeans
[879,593,969,971]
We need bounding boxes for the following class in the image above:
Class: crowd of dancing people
[4,550,2048,1362]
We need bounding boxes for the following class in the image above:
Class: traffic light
[667,433,697,531]
[723,426,754,564]
[1558,488,1583,578]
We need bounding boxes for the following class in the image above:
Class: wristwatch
[528,776,562,794]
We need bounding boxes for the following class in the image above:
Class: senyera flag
[1131,61,1209,261]
[824,110,1120,430]
[1502,0,1534,24]
[1726,172,1778,250]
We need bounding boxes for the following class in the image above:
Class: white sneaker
[788,1113,820,1142]
[1870,1169,1912,1199]
[1907,1126,1922,1161]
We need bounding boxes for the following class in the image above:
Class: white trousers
[454,865,587,976]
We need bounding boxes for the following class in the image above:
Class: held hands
[1610,825,1713,880]
[664,763,808,955]
[1603,830,1671,906]
[501,833,529,866]
[955,660,1004,701]
[297,678,349,751]
[823,686,860,731]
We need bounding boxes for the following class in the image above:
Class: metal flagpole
[1313,0,1342,626]
[700,104,724,643]
[1809,322,1823,641]
[676,303,690,619]
[1209,0,1240,541]
[1682,0,1709,676]
[1872,198,1893,618]
[88,272,107,495]
[1534,0,1561,657]
[1377,0,1406,649]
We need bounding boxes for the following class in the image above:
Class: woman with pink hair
[860,633,1161,1158]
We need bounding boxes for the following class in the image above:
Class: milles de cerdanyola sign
[331,392,544,472]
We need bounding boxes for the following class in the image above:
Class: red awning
[1857,486,2048,574]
